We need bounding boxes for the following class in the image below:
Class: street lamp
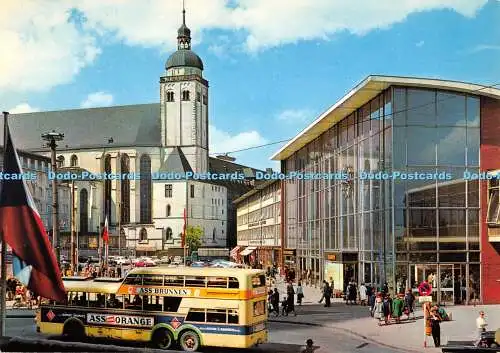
[42,131,64,267]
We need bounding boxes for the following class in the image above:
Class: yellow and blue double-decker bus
[36,267,268,351]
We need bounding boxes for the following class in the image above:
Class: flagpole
[0,111,10,336]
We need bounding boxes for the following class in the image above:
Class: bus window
[123,274,142,285]
[164,275,184,286]
[163,297,182,312]
[89,293,105,308]
[143,275,163,286]
[185,309,205,322]
[207,309,226,323]
[228,309,239,324]
[251,275,266,288]
[144,296,162,311]
[253,300,266,316]
[185,276,206,287]
[228,277,239,289]
[106,294,121,308]
[207,277,228,288]
[78,293,87,307]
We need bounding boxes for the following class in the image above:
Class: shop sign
[326,254,337,261]
[283,249,296,256]
[127,287,191,296]
[87,313,154,327]
[418,281,432,296]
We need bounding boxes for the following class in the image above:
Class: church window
[139,228,147,242]
[121,154,130,223]
[166,204,171,217]
[190,185,195,198]
[212,228,216,241]
[166,227,173,241]
[166,91,175,102]
[80,189,88,234]
[70,155,78,167]
[196,92,201,102]
[57,155,65,168]
[140,154,152,224]
[203,95,207,105]
[104,154,112,224]
[165,184,173,198]
[182,90,190,101]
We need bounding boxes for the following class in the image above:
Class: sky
[1,0,499,170]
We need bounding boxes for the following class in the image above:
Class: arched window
[166,204,171,217]
[140,154,152,223]
[70,155,78,167]
[57,155,65,168]
[104,154,112,223]
[213,228,216,242]
[166,227,173,241]
[182,90,190,101]
[139,228,147,242]
[120,154,130,223]
[166,91,174,102]
[79,189,88,234]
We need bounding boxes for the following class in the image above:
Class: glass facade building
[277,77,486,304]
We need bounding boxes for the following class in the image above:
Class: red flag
[0,117,66,302]
[102,215,109,244]
[181,208,186,247]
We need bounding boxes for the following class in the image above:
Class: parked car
[190,261,210,267]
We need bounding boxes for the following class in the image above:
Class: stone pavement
[268,278,500,353]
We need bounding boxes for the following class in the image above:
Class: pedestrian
[117,266,122,278]
[281,296,288,316]
[382,294,392,325]
[318,280,327,303]
[392,293,404,323]
[286,281,296,316]
[476,311,487,345]
[404,289,415,319]
[382,282,389,296]
[323,282,331,307]
[368,290,376,317]
[296,281,304,305]
[329,277,335,297]
[430,308,442,347]
[272,288,280,316]
[372,294,385,325]
[359,283,367,306]
[301,339,314,353]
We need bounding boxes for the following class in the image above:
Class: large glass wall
[284,86,480,302]
[394,87,480,304]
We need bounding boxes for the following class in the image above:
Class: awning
[230,246,241,259]
[240,247,257,256]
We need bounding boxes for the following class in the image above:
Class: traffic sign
[418,281,432,296]
[418,296,433,303]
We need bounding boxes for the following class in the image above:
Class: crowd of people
[6,277,39,308]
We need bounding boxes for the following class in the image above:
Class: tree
[185,225,203,253]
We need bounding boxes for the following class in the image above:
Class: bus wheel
[179,330,200,351]
[152,328,173,350]
[63,319,85,341]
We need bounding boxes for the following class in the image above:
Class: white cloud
[276,109,314,124]
[0,0,100,93]
[8,103,40,114]
[469,44,500,53]
[80,91,114,108]
[0,0,488,94]
[416,40,425,47]
[209,125,268,155]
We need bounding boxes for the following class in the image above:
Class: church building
[2,8,258,258]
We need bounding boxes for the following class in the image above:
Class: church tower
[160,4,209,173]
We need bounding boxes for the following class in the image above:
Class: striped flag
[0,116,66,302]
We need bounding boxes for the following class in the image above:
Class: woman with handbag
[297,282,304,305]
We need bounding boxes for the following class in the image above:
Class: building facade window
[487,178,500,224]
[140,154,152,223]
[165,184,173,198]
[104,154,112,223]
[182,90,190,101]
[203,95,208,105]
[121,154,130,223]
[70,155,78,167]
[166,204,171,217]
[166,91,174,102]
[196,92,201,102]
[190,184,195,198]
[213,228,216,242]
[80,188,88,234]
[139,228,147,242]
[57,155,65,168]
[166,227,173,241]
